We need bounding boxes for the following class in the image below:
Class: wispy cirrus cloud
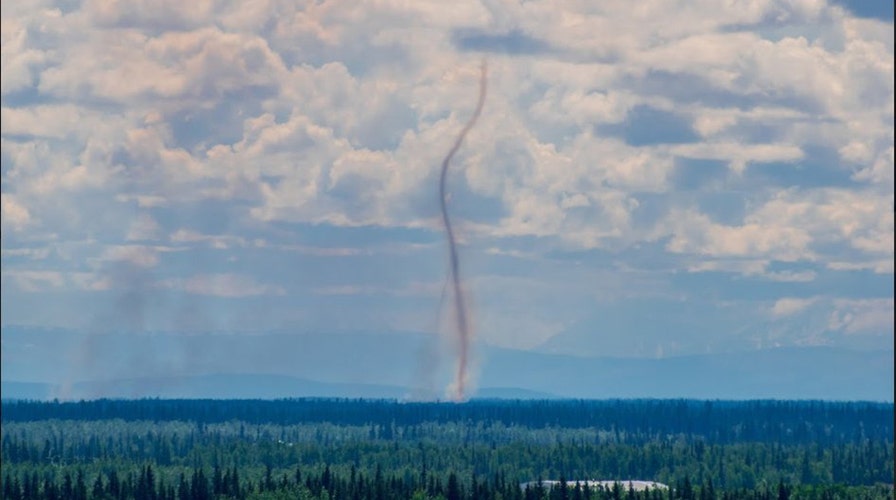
[158,273,285,298]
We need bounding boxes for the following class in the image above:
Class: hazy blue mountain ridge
[1,326,892,401]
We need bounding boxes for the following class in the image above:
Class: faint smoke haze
[60,210,215,400]
[60,258,152,399]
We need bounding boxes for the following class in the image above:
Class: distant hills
[1,326,892,401]
[0,376,559,401]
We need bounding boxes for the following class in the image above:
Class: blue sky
[2,0,893,364]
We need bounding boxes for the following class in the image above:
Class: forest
[1,398,893,499]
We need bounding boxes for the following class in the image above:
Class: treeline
[2,463,893,500]
[1,399,892,499]
[2,421,892,486]
[2,399,892,445]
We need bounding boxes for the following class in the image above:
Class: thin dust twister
[438,60,487,401]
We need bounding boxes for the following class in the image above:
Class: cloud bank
[2,0,892,357]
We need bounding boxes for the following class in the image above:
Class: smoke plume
[439,60,488,401]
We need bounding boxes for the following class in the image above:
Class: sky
[1,0,893,361]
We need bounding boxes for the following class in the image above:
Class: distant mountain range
[1,326,892,401]
[0,376,557,401]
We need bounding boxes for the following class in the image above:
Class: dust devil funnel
[439,60,487,401]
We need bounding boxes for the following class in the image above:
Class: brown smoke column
[439,60,487,401]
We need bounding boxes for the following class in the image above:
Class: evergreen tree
[2,474,11,500]
[446,472,461,500]
[44,476,59,500]
[230,466,241,499]
[92,474,105,500]
[108,469,121,500]
[213,464,223,496]
[21,472,32,500]
[9,475,22,500]
[776,480,789,500]
[177,472,189,500]
[61,472,73,500]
